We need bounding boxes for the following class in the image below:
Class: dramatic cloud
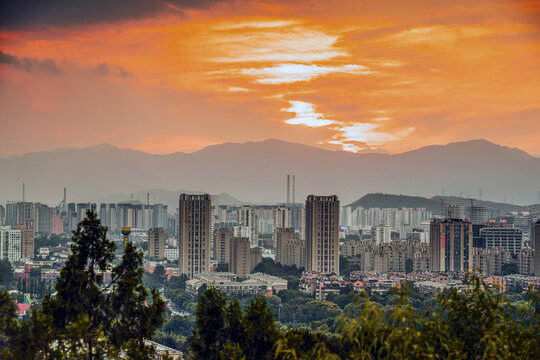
[282,100,414,152]
[0,50,62,74]
[0,0,226,29]
[283,101,336,127]
[92,63,134,78]
[0,0,538,156]
[241,64,371,84]
[210,26,346,63]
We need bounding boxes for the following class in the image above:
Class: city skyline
[1,1,539,156]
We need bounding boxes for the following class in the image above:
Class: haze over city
[1,2,539,360]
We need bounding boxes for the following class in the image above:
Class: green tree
[0,260,13,288]
[275,272,540,359]
[162,315,195,337]
[2,210,165,360]
[189,287,227,359]
[501,262,519,275]
[243,296,279,360]
[224,299,246,348]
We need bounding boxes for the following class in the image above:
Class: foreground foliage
[0,210,166,360]
[186,274,539,360]
[275,273,540,359]
[187,288,279,360]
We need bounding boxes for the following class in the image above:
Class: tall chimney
[22,183,25,202]
[292,175,295,203]
[147,192,150,206]
[287,175,290,203]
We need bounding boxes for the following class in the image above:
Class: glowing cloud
[337,122,413,146]
[213,20,299,30]
[283,101,336,127]
[377,25,494,47]
[211,28,346,63]
[227,86,249,92]
[242,63,370,84]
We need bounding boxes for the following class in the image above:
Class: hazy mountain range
[1,139,539,206]
[347,193,538,216]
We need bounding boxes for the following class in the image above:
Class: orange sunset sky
[0,0,539,157]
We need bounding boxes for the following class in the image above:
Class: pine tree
[189,287,227,359]
[2,210,165,359]
[243,296,279,360]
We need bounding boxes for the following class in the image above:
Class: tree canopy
[0,210,166,360]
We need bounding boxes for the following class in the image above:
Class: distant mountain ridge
[346,193,533,215]
[95,189,246,209]
[1,138,539,205]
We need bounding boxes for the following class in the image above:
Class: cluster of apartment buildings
[2,187,539,289]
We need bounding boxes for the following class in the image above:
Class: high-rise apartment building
[514,216,531,245]
[430,218,473,272]
[237,205,258,247]
[535,221,540,276]
[0,226,22,263]
[275,227,305,268]
[17,202,34,227]
[51,216,64,235]
[147,227,165,259]
[99,204,108,227]
[518,248,535,276]
[178,194,211,278]
[36,203,53,234]
[481,227,522,254]
[249,247,262,272]
[371,223,392,244]
[447,204,465,220]
[469,205,488,225]
[213,228,232,265]
[305,195,340,275]
[230,237,250,278]
[13,224,34,259]
[274,206,292,232]
[5,203,18,227]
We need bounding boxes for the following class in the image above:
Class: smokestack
[292,175,295,203]
[22,183,25,202]
[287,175,290,203]
[147,192,150,206]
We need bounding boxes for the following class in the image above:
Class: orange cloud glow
[0,0,539,156]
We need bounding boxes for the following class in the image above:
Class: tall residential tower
[305,195,340,275]
[178,194,211,278]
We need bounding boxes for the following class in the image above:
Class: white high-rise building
[371,223,392,244]
[237,205,259,247]
[0,226,22,263]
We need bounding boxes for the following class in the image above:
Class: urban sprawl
[2,179,539,319]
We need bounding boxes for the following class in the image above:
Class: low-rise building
[185,272,286,297]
